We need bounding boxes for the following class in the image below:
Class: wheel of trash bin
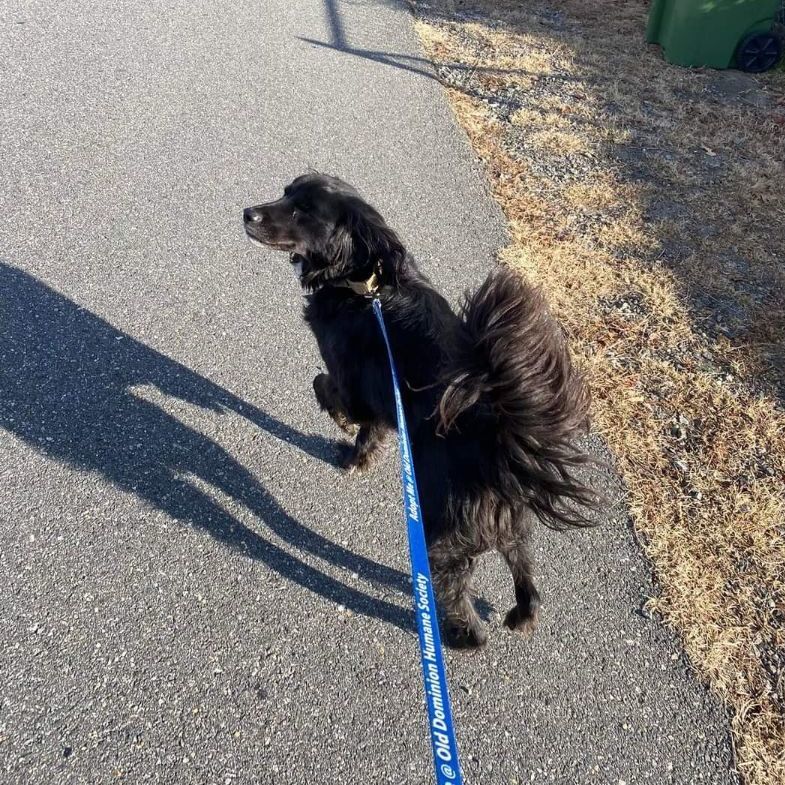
[736,32,783,73]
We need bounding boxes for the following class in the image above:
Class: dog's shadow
[0,262,422,631]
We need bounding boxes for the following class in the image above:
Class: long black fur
[244,173,599,647]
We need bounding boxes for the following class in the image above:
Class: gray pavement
[0,1,736,783]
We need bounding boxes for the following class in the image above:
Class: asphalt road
[0,1,737,783]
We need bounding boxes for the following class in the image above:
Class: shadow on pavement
[300,0,567,86]
[0,262,413,632]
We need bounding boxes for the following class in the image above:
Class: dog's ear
[326,220,356,274]
[327,199,404,281]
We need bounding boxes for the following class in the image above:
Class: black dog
[243,173,597,647]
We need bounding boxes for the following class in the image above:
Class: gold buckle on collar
[333,265,381,297]
[343,270,379,296]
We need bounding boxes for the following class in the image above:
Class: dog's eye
[292,208,299,220]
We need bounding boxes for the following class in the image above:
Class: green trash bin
[647,0,783,72]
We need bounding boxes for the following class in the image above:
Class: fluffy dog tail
[439,267,599,529]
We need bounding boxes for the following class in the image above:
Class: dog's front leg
[312,373,387,474]
[312,373,358,435]
[341,423,388,474]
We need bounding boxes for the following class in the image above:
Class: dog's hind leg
[313,373,358,435]
[429,534,487,649]
[499,538,541,637]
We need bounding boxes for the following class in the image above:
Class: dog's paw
[444,623,488,650]
[334,443,368,475]
[333,411,360,436]
[341,451,372,475]
[503,606,539,638]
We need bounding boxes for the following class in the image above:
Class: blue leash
[372,297,464,785]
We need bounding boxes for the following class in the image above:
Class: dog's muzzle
[243,207,270,247]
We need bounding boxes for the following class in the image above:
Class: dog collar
[330,269,380,297]
[292,256,382,297]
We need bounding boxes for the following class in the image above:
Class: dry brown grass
[412,1,785,783]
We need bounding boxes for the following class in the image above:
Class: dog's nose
[243,207,262,223]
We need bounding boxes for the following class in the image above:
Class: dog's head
[243,172,404,291]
